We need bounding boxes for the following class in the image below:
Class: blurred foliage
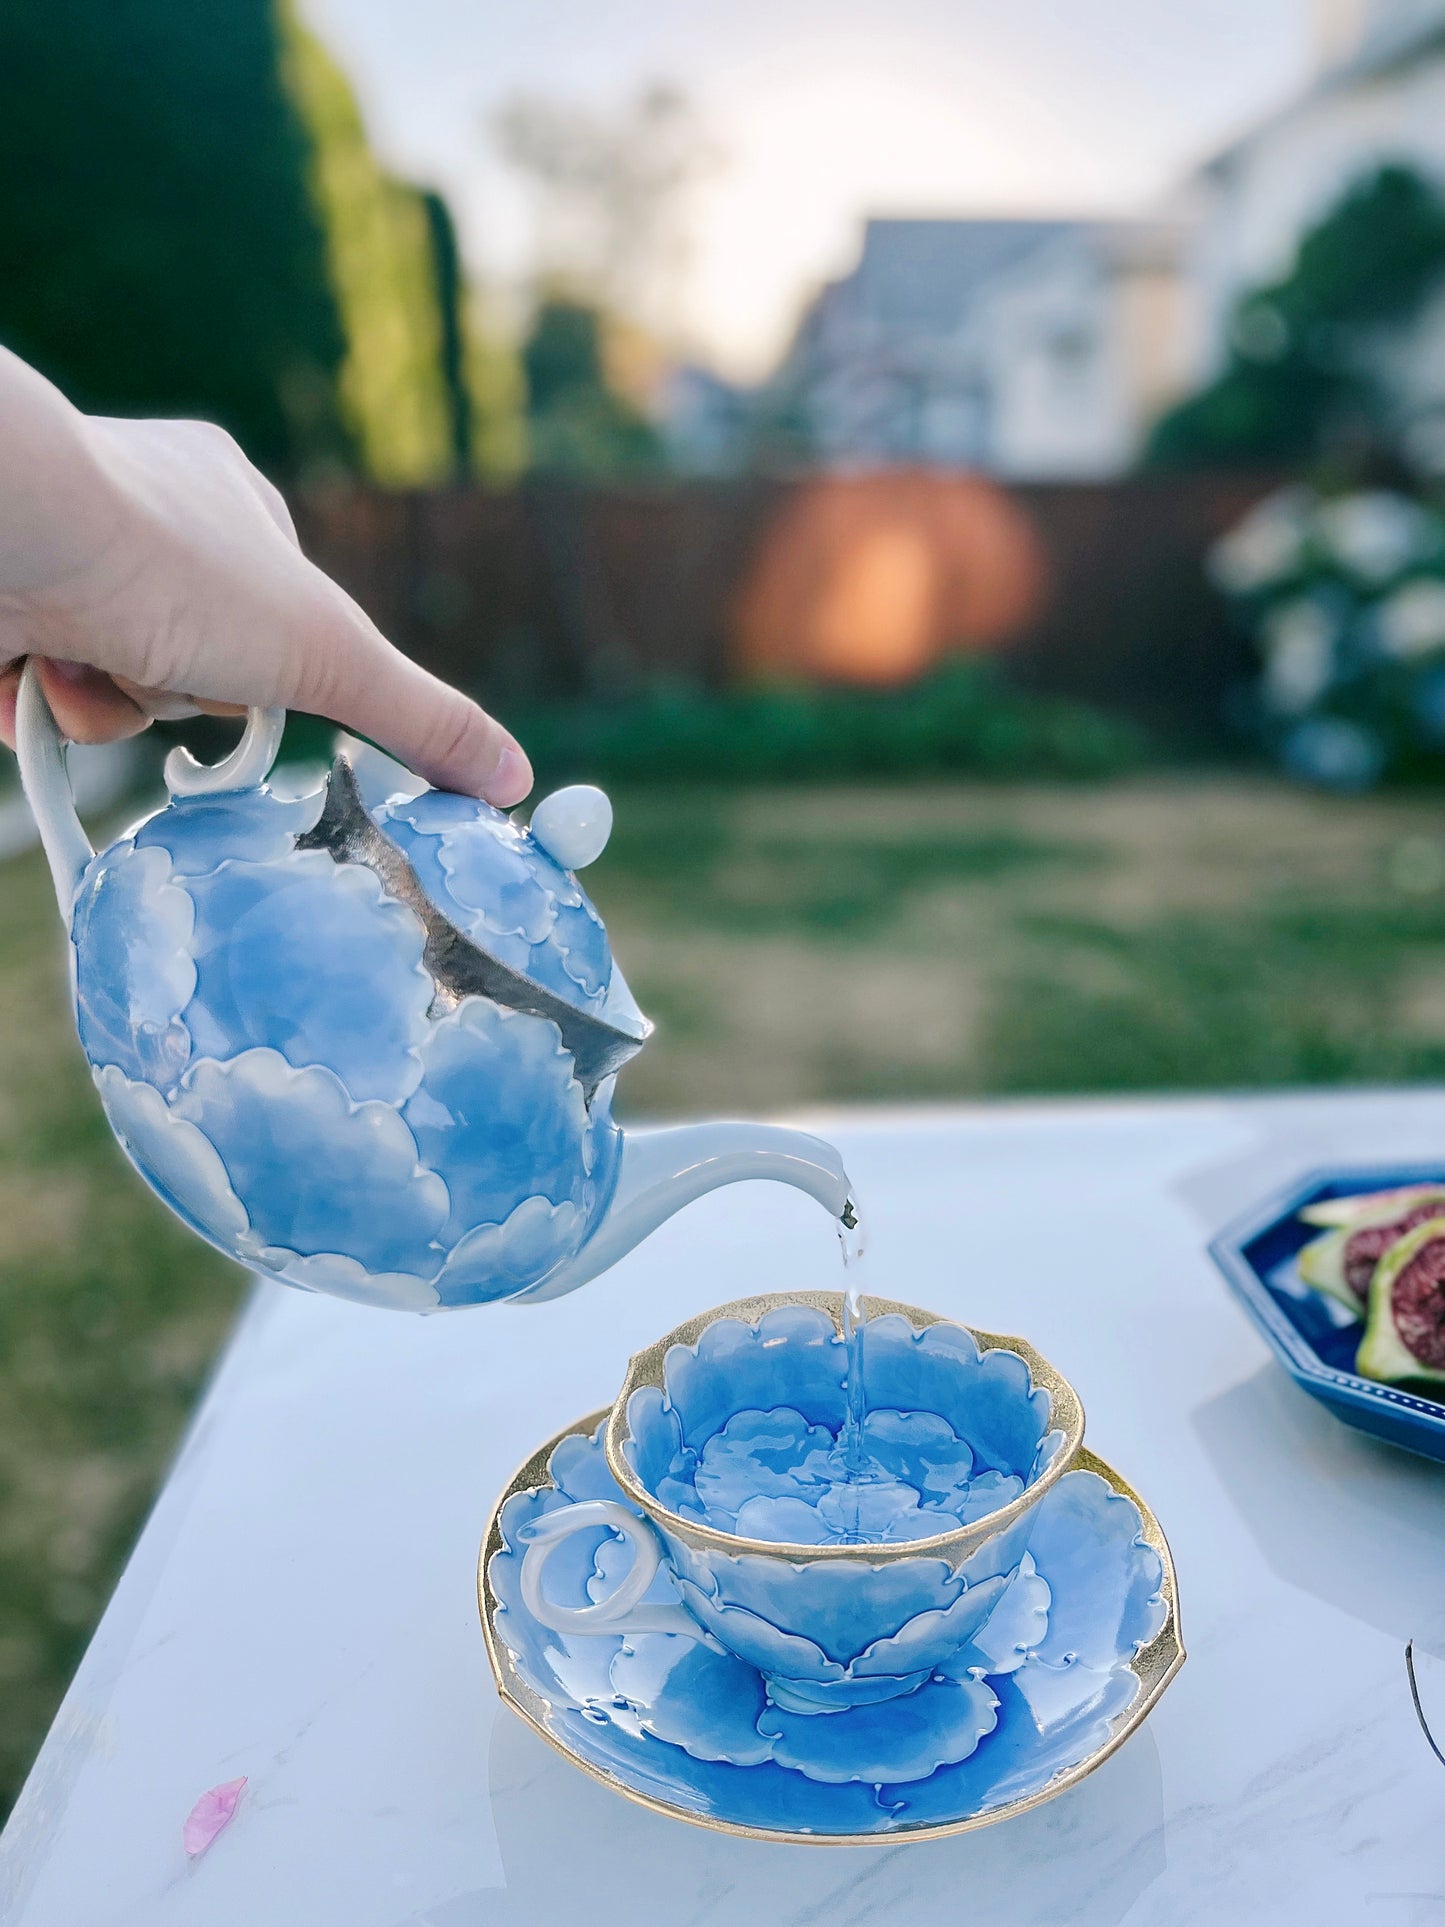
[0,0,516,483]
[521,297,662,474]
[493,85,710,333]
[464,301,530,481]
[1209,484,1445,787]
[280,8,454,484]
[512,664,1147,788]
[421,190,473,478]
[0,0,350,474]
[1149,165,1445,469]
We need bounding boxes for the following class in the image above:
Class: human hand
[0,348,532,804]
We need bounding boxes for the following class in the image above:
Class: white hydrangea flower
[1208,487,1311,595]
[1261,598,1336,713]
[1315,491,1431,586]
[1376,577,1445,659]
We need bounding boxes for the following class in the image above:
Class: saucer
[479,1411,1183,1844]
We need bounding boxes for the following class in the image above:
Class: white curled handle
[163,705,285,796]
[14,659,285,924]
[14,660,94,918]
[519,1499,701,1640]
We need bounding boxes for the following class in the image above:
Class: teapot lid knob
[529,785,612,870]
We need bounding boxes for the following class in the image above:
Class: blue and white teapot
[16,664,854,1311]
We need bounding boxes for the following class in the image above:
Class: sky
[302,0,1320,378]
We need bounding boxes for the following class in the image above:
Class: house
[658,362,751,475]
[1179,0,1445,464]
[763,215,1191,480]
[973,221,1189,479]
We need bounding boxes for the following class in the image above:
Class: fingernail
[488,743,532,806]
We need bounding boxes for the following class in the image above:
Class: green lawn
[6,772,1445,1810]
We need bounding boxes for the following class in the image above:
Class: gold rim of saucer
[478,1407,1185,1846]
[601,1291,1086,1565]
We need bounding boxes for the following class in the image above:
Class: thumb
[290,580,533,806]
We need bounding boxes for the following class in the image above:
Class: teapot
[15,664,856,1311]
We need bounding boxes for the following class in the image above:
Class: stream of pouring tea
[670,1197,1018,1546]
[837,1203,868,1535]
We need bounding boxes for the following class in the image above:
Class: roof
[842,218,1079,334]
[1345,0,1445,80]
[769,213,1181,386]
[1202,0,1445,177]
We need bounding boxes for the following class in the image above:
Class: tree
[492,84,712,336]
[280,9,456,484]
[0,0,350,475]
[421,191,473,479]
[520,298,661,475]
[1149,165,1445,469]
[0,0,509,485]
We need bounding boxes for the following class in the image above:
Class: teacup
[519,1292,1084,1713]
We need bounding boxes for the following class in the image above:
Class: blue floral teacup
[519,1293,1084,1713]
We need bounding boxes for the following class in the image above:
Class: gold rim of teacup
[601,1290,1085,1565]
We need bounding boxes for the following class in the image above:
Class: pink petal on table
[182,1777,247,1858]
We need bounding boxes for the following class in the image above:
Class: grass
[598,777,1445,1113]
[7,769,1445,1810]
[0,853,243,1812]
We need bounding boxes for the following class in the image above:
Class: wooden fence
[294,470,1279,738]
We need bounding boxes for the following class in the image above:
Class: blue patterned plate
[479,1413,1183,1843]
[1208,1165,1445,1465]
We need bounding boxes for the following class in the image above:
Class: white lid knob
[529,785,613,870]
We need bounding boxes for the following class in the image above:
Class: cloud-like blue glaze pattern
[69,774,626,1309]
[643,1307,1058,1479]
[489,1419,1168,1834]
[73,843,196,1090]
[133,785,323,879]
[403,999,600,1240]
[611,1306,1066,1711]
[185,855,433,1104]
[377,790,611,1009]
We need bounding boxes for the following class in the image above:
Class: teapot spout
[515,1121,857,1303]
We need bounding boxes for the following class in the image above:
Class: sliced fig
[1356,1216,1445,1392]
[1300,1183,1445,1229]
[1298,1190,1445,1311]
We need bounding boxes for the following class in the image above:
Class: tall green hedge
[0,0,510,482]
[0,0,351,474]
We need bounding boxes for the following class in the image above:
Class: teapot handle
[162,705,285,797]
[14,659,284,922]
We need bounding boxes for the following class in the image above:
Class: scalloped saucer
[479,1412,1183,1844]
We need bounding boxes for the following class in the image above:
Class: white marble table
[4,1090,1445,1926]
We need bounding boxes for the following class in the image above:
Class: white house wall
[1187,46,1445,382]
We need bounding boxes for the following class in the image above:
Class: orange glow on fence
[734,470,1047,686]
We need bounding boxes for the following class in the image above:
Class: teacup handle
[519,1499,702,1641]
